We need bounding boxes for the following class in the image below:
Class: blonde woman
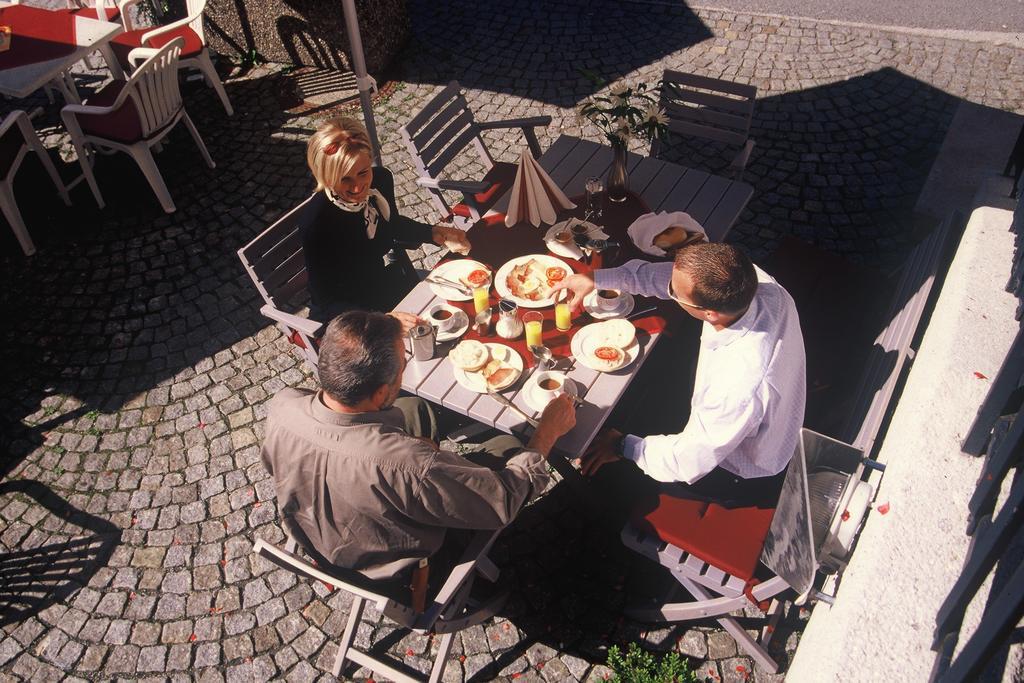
[303,117,471,330]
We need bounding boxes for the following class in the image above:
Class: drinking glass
[585,176,604,221]
[472,273,491,315]
[523,311,544,349]
[554,291,572,331]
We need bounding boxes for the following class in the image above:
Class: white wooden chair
[400,81,551,230]
[237,194,321,372]
[110,0,234,116]
[61,38,216,214]
[651,69,758,180]
[620,429,865,673]
[0,111,71,256]
[253,528,508,682]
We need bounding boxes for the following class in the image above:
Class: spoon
[528,344,553,371]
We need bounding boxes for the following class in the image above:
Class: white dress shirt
[594,260,806,483]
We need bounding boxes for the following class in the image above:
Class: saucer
[522,372,579,413]
[583,291,635,320]
[434,309,469,343]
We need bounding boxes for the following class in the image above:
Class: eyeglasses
[667,278,707,311]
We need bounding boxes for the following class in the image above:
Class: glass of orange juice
[554,290,572,331]
[471,273,491,315]
[523,311,544,349]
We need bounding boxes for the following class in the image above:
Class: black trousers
[588,458,787,528]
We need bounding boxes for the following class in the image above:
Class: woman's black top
[302,167,434,324]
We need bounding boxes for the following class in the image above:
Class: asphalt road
[694,0,1024,32]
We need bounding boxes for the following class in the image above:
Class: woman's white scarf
[326,188,391,239]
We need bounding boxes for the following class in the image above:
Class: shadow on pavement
[0,479,121,627]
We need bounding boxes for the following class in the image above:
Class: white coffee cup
[428,304,459,332]
[533,370,566,403]
[595,288,621,312]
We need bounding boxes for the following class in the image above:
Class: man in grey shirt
[261,310,576,586]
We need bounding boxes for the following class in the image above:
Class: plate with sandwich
[570,319,640,372]
[494,254,572,308]
[449,340,524,392]
[428,259,492,301]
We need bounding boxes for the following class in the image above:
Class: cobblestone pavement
[1,1,1022,681]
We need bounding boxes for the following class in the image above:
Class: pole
[341,0,382,166]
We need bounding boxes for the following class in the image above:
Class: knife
[486,388,540,428]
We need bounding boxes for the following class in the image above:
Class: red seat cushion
[631,494,777,582]
[77,80,145,143]
[110,25,204,68]
[450,161,518,218]
[69,7,121,22]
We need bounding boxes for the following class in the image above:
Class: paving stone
[1,4,1021,680]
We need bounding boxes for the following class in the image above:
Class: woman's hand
[432,224,471,255]
[389,311,423,334]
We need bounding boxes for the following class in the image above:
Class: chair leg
[64,128,104,209]
[28,137,71,206]
[194,51,234,116]
[333,595,366,677]
[181,112,216,170]
[130,143,176,213]
[0,180,36,256]
[427,632,456,683]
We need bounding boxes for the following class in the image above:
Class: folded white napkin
[543,220,609,259]
[505,148,576,228]
[627,211,708,257]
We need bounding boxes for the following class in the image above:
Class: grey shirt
[261,388,551,579]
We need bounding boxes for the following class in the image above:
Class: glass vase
[606,141,629,203]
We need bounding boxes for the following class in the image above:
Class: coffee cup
[428,304,459,332]
[533,370,566,403]
[595,288,621,312]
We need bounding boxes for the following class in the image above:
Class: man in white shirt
[555,242,805,508]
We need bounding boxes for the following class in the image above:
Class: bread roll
[596,319,636,349]
[449,340,489,372]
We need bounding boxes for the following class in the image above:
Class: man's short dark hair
[317,311,403,405]
[674,243,758,315]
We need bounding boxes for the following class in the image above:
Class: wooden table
[0,5,124,101]
[395,135,753,457]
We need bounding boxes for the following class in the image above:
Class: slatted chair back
[121,39,184,138]
[238,195,318,369]
[402,81,494,185]
[252,527,507,683]
[183,0,207,43]
[654,70,757,176]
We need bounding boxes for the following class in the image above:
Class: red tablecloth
[0,7,78,70]
[443,192,674,366]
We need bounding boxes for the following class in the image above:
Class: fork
[424,275,472,295]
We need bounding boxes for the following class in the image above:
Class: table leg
[97,43,125,80]
[52,72,82,105]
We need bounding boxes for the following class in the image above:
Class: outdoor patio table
[0,5,124,101]
[394,135,753,458]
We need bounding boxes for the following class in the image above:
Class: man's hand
[551,273,595,312]
[527,394,577,457]
[580,427,623,477]
[389,311,423,334]
[432,224,471,255]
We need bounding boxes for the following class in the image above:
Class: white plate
[433,309,469,343]
[583,290,635,320]
[494,254,572,308]
[522,372,579,413]
[570,322,640,372]
[452,343,524,393]
[428,259,491,302]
